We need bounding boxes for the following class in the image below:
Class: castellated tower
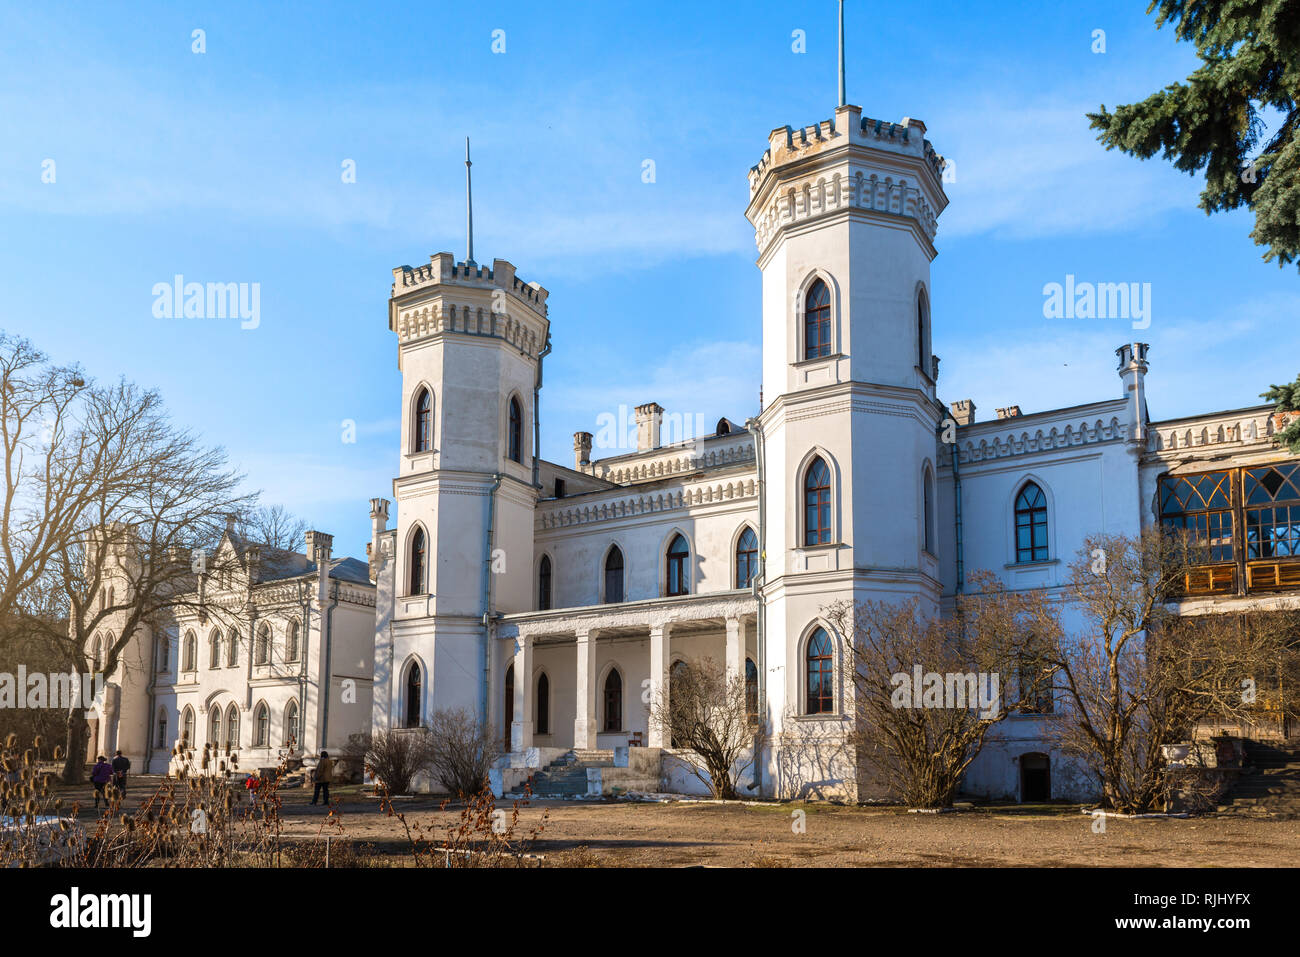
[381,253,551,730]
[746,103,948,793]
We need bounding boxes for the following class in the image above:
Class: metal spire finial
[465,137,475,264]
[838,0,846,108]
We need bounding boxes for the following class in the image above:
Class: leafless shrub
[345,729,435,796]
[426,708,500,799]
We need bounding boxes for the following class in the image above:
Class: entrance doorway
[503,664,514,752]
[1020,753,1051,802]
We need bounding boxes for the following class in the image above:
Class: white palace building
[91,66,1300,803]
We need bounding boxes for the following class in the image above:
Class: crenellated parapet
[1146,405,1282,456]
[745,103,948,258]
[536,476,758,531]
[388,254,550,359]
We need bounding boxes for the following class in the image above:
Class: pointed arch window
[182,631,197,672]
[226,704,240,750]
[209,707,222,746]
[508,397,523,463]
[181,706,195,746]
[413,387,433,453]
[603,669,623,733]
[745,658,759,724]
[666,534,690,596]
[604,546,624,603]
[227,628,239,667]
[503,664,515,751]
[1014,482,1049,563]
[536,673,550,736]
[404,661,422,729]
[917,290,930,373]
[157,635,170,673]
[91,635,103,673]
[284,700,299,747]
[253,702,270,747]
[804,457,832,546]
[805,628,834,715]
[286,620,300,662]
[736,526,759,589]
[804,279,831,359]
[209,629,222,669]
[254,623,270,665]
[923,468,936,555]
[409,527,427,595]
[157,709,168,748]
[538,555,552,611]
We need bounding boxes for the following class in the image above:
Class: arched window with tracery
[804,457,832,545]
[804,279,831,359]
[805,628,834,715]
[736,526,758,589]
[666,534,690,596]
[413,387,433,452]
[1014,482,1049,563]
[508,397,523,463]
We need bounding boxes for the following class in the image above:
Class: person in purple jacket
[90,755,113,809]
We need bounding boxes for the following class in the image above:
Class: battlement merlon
[389,254,549,316]
[744,104,949,253]
[387,254,551,356]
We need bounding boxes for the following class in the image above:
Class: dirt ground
[57,776,1300,867]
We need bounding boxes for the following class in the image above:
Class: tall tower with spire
[746,2,950,795]
[375,142,552,733]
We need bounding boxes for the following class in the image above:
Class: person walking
[310,751,334,806]
[90,755,113,809]
[110,749,130,799]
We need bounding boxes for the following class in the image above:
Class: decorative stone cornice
[537,474,757,531]
[498,590,758,640]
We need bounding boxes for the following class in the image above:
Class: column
[510,634,533,752]
[574,628,598,750]
[725,616,743,684]
[648,623,671,748]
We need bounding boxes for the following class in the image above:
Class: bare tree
[1046,530,1291,813]
[829,575,1058,808]
[345,729,436,796]
[426,708,501,799]
[650,657,765,799]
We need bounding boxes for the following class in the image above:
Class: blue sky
[1,1,1296,558]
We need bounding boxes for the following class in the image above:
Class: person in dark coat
[90,756,113,809]
[311,751,334,806]
[110,750,130,797]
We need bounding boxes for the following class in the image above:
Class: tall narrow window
[404,662,422,729]
[923,469,935,555]
[409,527,427,595]
[209,629,222,669]
[92,636,103,672]
[157,710,168,748]
[804,457,832,545]
[536,673,550,736]
[503,664,515,751]
[182,631,196,672]
[1014,482,1049,563]
[745,658,759,724]
[254,702,269,747]
[538,555,552,610]
[508,397,523,463]
[286,620,300,662]
[804,279,831,359]
[226,704,239,750]
[604,546,624,603]
[736,526,758,589]
[413,388,432,452]
[227,628,239,667]
[284,700,299,747]
[254,623,270,665]
[805,628,834,715]
[157,635,170,673]
[917,291,930,372]
[209,708,222,747]
[603,669,622,732]
[666,534,690,596]
[181,707,195,746]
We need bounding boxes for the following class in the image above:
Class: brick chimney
[635,402,663,451]
[304,530,333,567]
[996,406,1022,420]
[573,431,593,469]
[949,399,976,426]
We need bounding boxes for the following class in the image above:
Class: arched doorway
[1020,753,1051,802]
[503,664,514,752]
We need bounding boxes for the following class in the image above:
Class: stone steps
[505,749,617,799]
[1217,741,1300,820]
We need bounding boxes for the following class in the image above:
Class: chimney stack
[635,402,663,451]
[1116,342,1150,445]
[949,399,976,426]
[304,530,333,567]
[573,431,593,470]
[996,406,1022,420]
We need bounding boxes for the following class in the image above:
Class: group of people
[89,750,130,809]
[90,749,336,809]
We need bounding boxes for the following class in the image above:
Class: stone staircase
[1218,740,1300,819]
[505,750,616,799]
